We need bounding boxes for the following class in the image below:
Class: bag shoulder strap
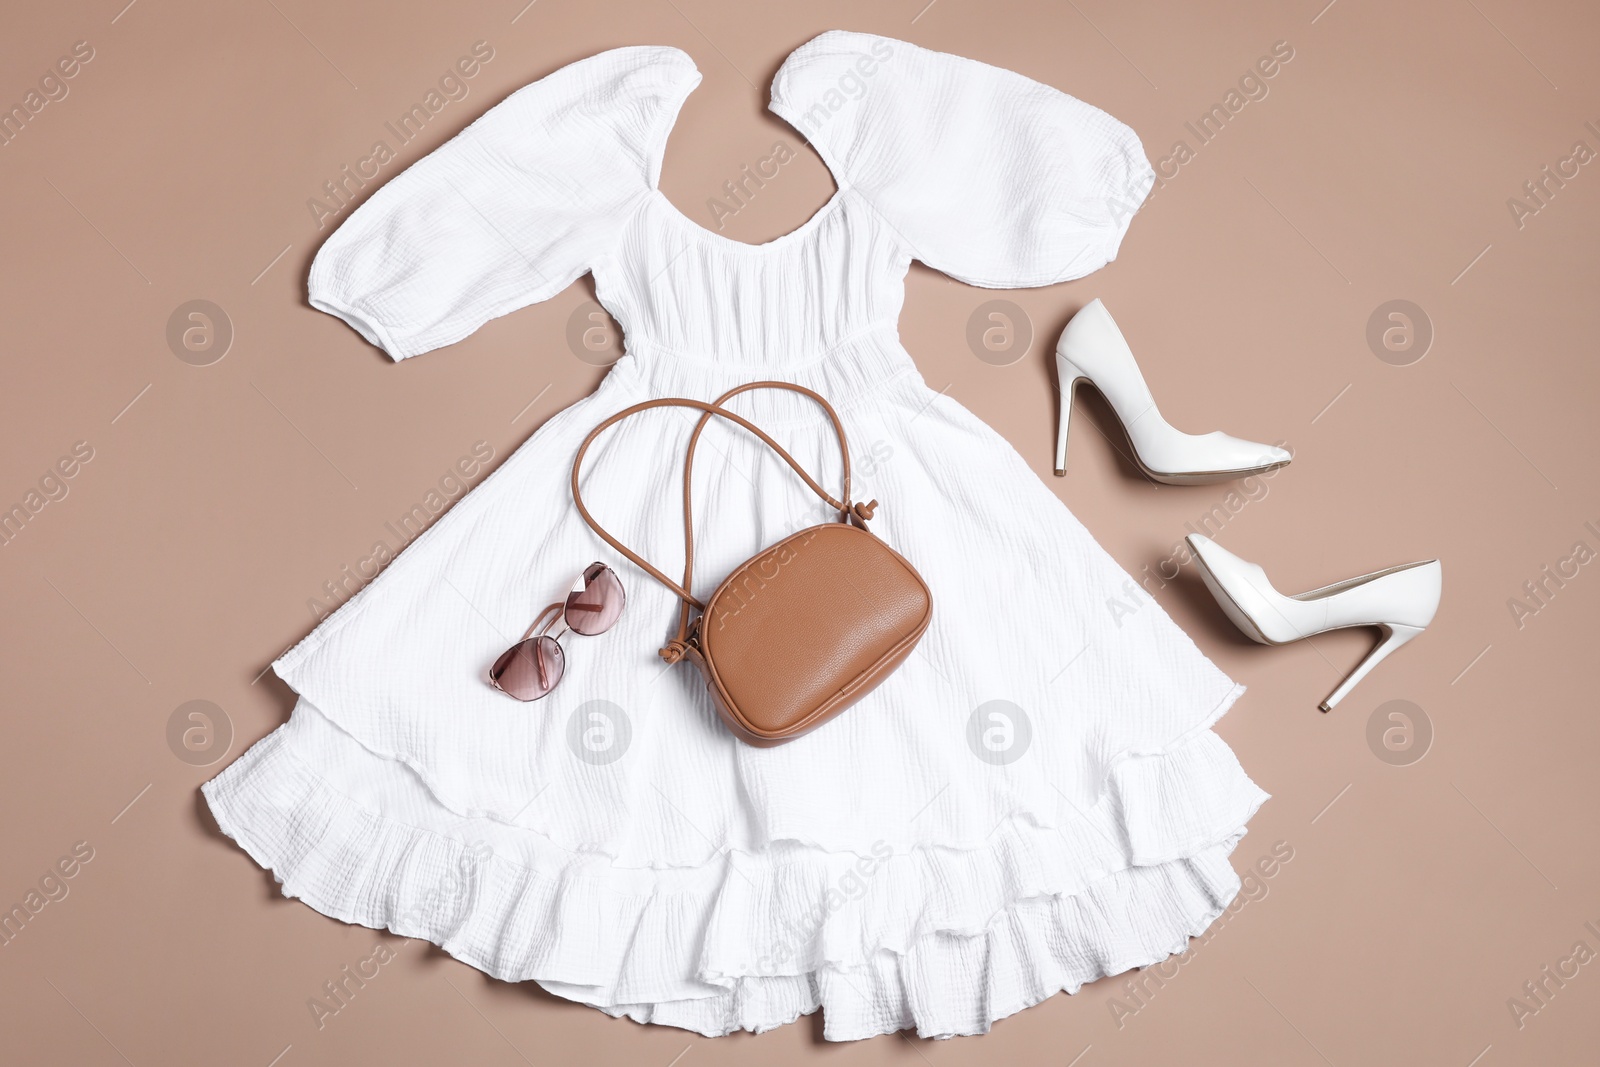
[570,383,876,635]
[669,382,878,655]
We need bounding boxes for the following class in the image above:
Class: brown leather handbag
[571,381,932,747]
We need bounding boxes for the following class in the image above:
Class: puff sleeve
[769,31,1154,288]
[307,46,699,359]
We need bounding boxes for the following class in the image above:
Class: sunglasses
[489,562,626,701]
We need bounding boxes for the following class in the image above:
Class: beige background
[2,0,1597,1063]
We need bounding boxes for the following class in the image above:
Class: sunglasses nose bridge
[520,601,566,641]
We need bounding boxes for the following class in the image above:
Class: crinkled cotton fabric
[204,31,1268,1040]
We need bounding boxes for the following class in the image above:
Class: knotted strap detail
[659,639,692,665]
[848,499,878,528]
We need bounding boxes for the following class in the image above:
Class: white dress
[203,31,1268,1041]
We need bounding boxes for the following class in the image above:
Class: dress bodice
[599,188,908,367]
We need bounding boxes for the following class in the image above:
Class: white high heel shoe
[1186,534,1442,711]
[1055,299,1292,484]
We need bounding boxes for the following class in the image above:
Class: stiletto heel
[1319,623,1425,712]
[1053,299,1291,484]
[1054,358,1086,476]
[1186,534,1442,711]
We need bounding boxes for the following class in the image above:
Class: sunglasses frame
[488,562,625,701]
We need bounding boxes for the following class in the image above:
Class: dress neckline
[650,186,849,252]
[647,50,850,252]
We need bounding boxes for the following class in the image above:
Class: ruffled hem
[564,843,1242,1040]
[201,702,1266,1040]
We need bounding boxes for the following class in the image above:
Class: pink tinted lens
[564,562,626,636]
[490,635,565,701]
